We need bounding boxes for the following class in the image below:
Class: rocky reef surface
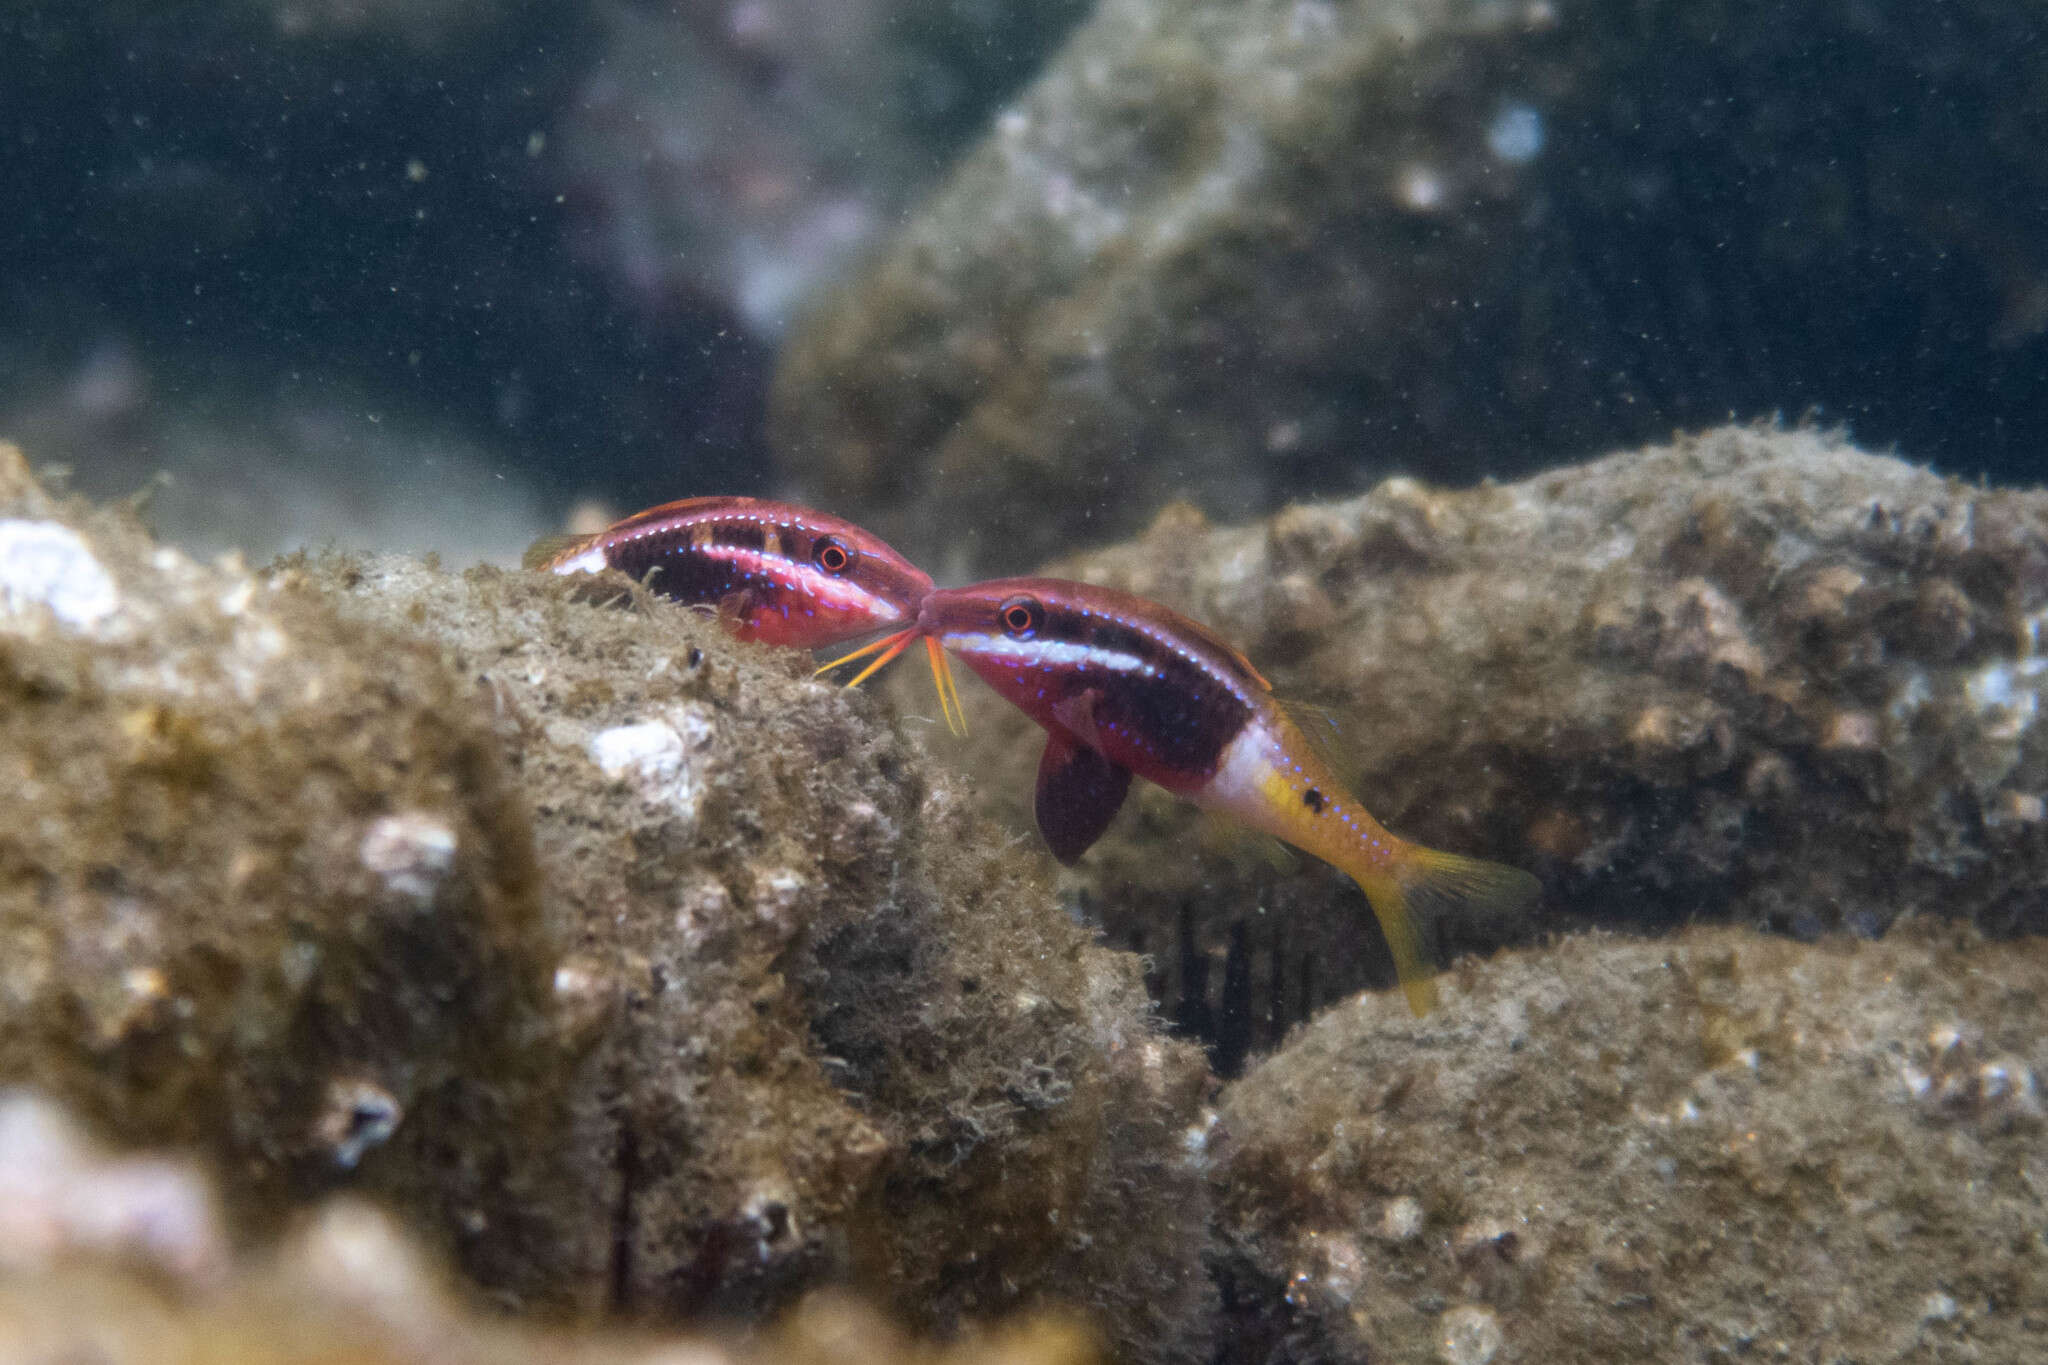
[321,553,1215,1350]
[0,1089,1099,1365]
[912,426,2048,1044]
[1209,921,2048,1364]
[5,430,2048,1363]
[773,0,2048,576]
[0,443,560,1242]
[0,441,1213,1361]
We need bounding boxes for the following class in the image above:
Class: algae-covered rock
[911,427,2048,1035]
[321,557,1216,1358]
[1207,921,2048,1364]
[773,0,2048,575]
[0,1089,1102,1365]
[0,438,1214,1355]
[0,443,558,1247]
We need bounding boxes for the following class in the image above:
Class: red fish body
[526,496,933,649]
[899,576,1540,1014]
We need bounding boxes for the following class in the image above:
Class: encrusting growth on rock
[914,425,2048,1033]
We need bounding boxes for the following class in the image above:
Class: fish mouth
[814,627,966,737]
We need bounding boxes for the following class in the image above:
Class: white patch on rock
[1379,1195,1426,1242]
[216,578,256,617]
[359,812,458,908]
[1966,658,2045,741]
[1395,163,1447,212]
[1888,669,1932,723]
[673,877,734,953]
[591,720,686,779]
[753,868,809,942]
[312,1077,404,1170]
[1486,102,1544,164]
[1437,1304,1504,1365]
[589,705,716,820]
[0,519,121,636]
[0,1089,227,1284]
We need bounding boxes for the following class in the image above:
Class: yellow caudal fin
[1358,846,1540,1017]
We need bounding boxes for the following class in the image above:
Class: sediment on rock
[0,442,561,1249]
[1207,921,2048,1365]
[316,556,1217,1359]
[0,1088,1104,1365]
[904,427,2048,1041]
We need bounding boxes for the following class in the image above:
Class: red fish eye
[812,535,854,574]
[998,594,1042,639]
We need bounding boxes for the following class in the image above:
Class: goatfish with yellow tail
[820,577,1538,1014]
[528,495,942,648]
[529,496,962,730]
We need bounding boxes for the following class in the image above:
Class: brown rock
[0,1090,1104,1365]
[320,554,1216,1358]
[904,427,2048,1036]
[773,0,2048,575]
[1207,921,2048,1364]
[0,443,559,1250]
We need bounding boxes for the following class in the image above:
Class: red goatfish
[525,496,935,652]
[825,577,1538,1014]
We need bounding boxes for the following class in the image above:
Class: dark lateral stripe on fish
[976,613,1255,780]
[714,521,769,554]
[599,524,754,604]
[1096,669,1251,779]
[1061,602,1259,777]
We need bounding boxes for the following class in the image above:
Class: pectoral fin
[1035,727,1133,865]
[715,586,767,637]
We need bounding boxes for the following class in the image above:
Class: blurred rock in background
[0,0,1083,561]
[0,1088,1105,1365]
[3,349,549,564]
[554,0,1090,338]
[7,0,2046,570]
[773,0,2048,575]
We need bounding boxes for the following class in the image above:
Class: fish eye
[812,535,855,575]
[998,594,1042,639]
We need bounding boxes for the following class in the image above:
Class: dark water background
[2,1,2043,551]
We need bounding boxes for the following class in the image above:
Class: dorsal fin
[1169,612,1272,691]
[602,496,760,537]
[522,532,597,570]
[1274,696,1350,773]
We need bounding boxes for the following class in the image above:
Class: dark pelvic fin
[1035,727,1133,865]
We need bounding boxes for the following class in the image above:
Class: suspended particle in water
[1487,103,1545,165]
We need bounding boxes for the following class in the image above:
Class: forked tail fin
[1357,846,1540,1017]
